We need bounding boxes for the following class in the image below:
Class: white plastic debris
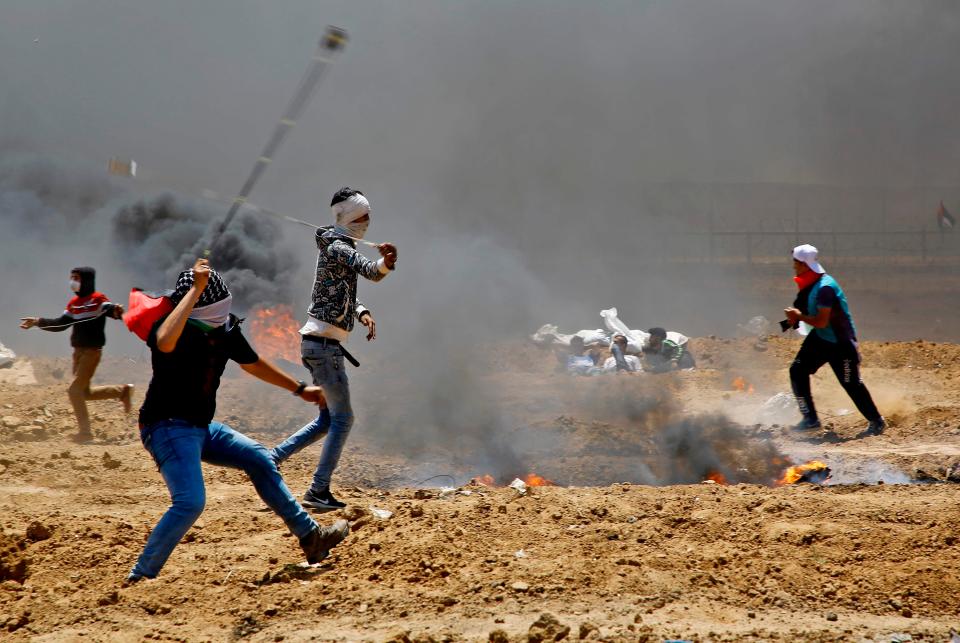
[530,324,609,347]
[369,507,393,520]
[601,308,687,352]
[457,489,473,496]
[514,549,528,559]
[600,308,648,353]
[737,316,771,337]
[0,341,15,369]
[835,408,852,416]
[438,486,457,499]
[757,392,797,425]
[508,478,527,495]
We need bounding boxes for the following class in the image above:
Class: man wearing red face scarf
[784,245,885,437]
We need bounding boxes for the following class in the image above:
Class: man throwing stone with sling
[128,258,349,582]
[271,187,397,512]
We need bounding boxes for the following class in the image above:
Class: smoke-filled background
[2,1,959,477]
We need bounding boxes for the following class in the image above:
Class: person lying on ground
[560,335,604,375]
[19,266,132,442]
[270,187,398,513]
[603,334,642,373]
[642,327,696,373]
[127,258,349,583]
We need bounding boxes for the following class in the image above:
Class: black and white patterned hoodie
[301,226,392,339]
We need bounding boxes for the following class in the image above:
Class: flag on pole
[937,201,956,231]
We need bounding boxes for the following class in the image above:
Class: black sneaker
[299,519,350,564]
[864,417,886,436]
[791,417,822,431]
[302,488,346,513]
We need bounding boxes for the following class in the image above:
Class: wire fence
[637,181,960,264]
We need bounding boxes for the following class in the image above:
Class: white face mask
[332,193,372,239]
[344,219,369,239]
[69,279,81,293]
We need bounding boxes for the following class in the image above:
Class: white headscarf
[332,193,371,239]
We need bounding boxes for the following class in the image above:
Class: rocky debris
[25,521,52,542]
[578,622,599,640]
[2,610,30,633]
[1,416,22,429]
[98,591,119,606]
[511,581,530,593]
[0,534,28,583]
[488,630,509,643]
[102,452,122,470]
[527,612,570,642]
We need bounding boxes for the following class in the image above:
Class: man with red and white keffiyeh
[20,266,133,442]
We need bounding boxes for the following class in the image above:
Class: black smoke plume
[112,194,300,309]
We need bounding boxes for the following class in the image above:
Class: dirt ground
[1,333,959,642]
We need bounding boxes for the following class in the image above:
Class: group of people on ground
[561,327,696,376]
[20,187,394,581]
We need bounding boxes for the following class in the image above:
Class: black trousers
[789,332,881,423]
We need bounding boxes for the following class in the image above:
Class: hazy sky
[2,0,959,355]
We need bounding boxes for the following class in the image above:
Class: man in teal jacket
[784,244,885,436]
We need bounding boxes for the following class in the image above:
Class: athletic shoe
[121,384,134,414]
[302,488,346,512]
[299,519,350,564]
[864,417,886,436]
[791,418,822,431]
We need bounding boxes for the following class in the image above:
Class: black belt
[301,335,360,367]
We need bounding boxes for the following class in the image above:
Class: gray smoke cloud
[0,153,300,354]
[2,1,958,479]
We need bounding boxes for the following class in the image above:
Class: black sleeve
[816,285,837,310]
[227,327,260,365]
[146,317,167,350]
[37,314,73,332]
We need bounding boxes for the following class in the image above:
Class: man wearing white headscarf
[784,244,884,437]
[271,187,398,512]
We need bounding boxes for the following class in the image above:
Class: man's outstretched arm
[240,358,326,406]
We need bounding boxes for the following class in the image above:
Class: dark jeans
[789,333,881,423]
[131,420,317,579]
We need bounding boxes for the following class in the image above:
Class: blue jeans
[131,420,317,579]
[271,340,353,493]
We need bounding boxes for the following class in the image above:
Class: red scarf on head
[794,270,821,291]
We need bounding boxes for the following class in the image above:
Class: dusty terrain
[1,334,959,642]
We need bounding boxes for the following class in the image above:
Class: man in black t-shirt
[128,258,349,582]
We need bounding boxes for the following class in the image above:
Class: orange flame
[470,474,496,487]
[522,473,556,487]
[732,376,755,394]
[469,473,557,487]
[248,305,300,363]
[777,460,829,486]
[704,471,728,485]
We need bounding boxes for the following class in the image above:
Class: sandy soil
[1,335,959,642]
